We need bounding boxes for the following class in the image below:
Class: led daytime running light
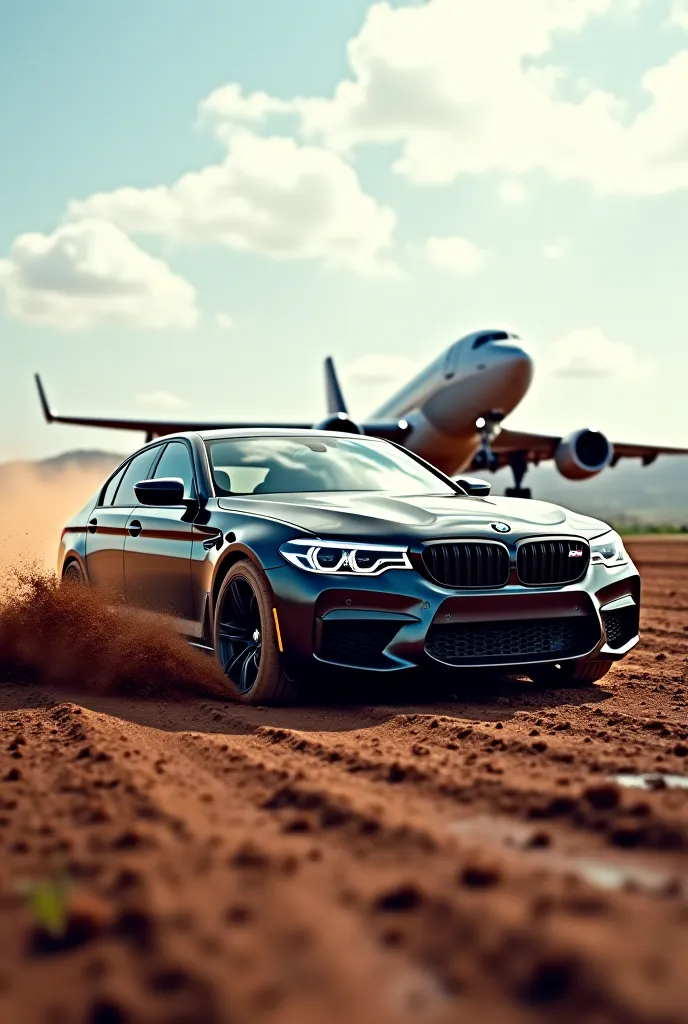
[280,538,412,576]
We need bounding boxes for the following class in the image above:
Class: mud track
[1,538,688,1023]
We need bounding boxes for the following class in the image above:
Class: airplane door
[442,341,460,380]
[84,447,162,601]
[123,441,196,629]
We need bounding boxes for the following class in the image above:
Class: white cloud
[543,237,570,260]
[214,312,235,330]
[198,82,294,127]
[200,0,688,197]
[668,0,688,30]
[424,235,488,276]
[548,326,653,379]
[499,180,528,203]
[345,353,421,386]
[68,127,398,278]
[136,390,190,410]
[0,219,198,329]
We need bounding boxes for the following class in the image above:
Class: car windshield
[205,436,457,496]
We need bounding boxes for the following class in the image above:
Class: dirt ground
[1,537,688,1023]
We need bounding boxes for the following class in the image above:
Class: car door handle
[128,520,142,538]
[88,518,98,534]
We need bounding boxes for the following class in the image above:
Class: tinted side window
[100,464,126,506]
[153,442,195,500]
[113,448,162,507]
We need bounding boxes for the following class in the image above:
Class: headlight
[590,530,627,567]
[279,538,412,575]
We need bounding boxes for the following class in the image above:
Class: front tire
[213,561,298,705]
[529,659,613,689]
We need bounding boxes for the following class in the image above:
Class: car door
[84,447,163,600]
[123,440,197,630]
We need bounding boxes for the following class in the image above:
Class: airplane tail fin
[34,373,54,423]
[324,357,348,415]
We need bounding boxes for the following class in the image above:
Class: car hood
[217,492,610,543]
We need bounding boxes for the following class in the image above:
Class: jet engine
[554,428,613,480]
[313,412,414,444]
[314,412,365,434]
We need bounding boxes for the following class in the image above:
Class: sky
[2,0,688,462]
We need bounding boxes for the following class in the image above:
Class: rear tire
[529,659,612,688]
[213,560,298,705]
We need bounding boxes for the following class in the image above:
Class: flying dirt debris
[1,535,688,1022]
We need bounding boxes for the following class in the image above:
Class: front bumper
[266,556,641,674]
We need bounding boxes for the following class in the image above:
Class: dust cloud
[0,460,108,573]
[0,458,228,699]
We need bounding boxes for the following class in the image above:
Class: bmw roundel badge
[491,522,511,533]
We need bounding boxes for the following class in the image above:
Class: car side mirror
[455,476,491,497]
[134,477,185,506]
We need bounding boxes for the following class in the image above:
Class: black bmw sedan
[58,429,641,703]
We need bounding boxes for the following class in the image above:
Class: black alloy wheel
[212,560,298,704]
[217,576,263,694]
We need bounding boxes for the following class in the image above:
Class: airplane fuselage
[34,323,688,494]
[371,329,533,476]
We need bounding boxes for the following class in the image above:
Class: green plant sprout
[16,869,71,936]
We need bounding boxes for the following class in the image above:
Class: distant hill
[0,449,125,477]
[36,449,125,475]
[2,449,686,528]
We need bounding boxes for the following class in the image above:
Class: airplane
[34,326,688,497]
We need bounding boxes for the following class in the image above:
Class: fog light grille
[602,606,639,649]
[320,620,401,668]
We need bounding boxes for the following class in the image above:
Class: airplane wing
[34,375,312,439]
[491,427,688,468]
[34,367,413,445]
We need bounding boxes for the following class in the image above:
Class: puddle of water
[613,773,688,792]
[573,858,676,895]
[449,815,684,897]
[450,815,532,846]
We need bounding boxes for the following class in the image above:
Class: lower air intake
[319,619,401,668]
[426,618,596,666]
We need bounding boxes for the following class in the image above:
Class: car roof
[154,428,391,443]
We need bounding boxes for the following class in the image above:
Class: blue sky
[2,0,688,460]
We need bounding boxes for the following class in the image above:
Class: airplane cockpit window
[472,331,510,349]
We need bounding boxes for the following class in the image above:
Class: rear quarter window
[99,464,126,506]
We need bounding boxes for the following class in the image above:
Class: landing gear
[470,418,533,498]
[471,410,504,472]
[505,450,531,499]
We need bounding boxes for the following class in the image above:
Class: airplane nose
[491,339,531,361]
[471,341,533,416]
[489,341,534,383]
